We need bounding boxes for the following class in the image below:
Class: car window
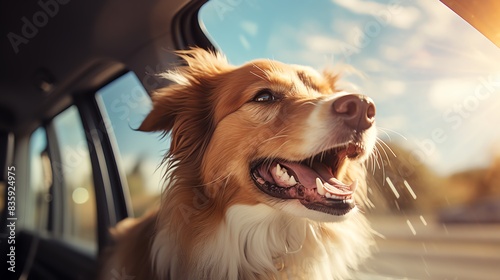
[96,72,165,217]
[52,106,97,253]
[199,0,500,278]
[24,127,51,231]
[200,0,500,216]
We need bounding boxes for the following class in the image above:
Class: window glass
[200,0,500,213]
[52,106,96,252]
[200,1,500,278]
[96,72,165,217]
[24,127,51,231]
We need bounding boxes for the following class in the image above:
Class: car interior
[1,0,499,279]
[0,0,210,279]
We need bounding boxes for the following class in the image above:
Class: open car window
[199,0,500,216]
[96,72,165,217]
[199,0,500,279]
[52,106,97,253]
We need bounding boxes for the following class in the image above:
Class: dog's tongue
[260,161,355,195]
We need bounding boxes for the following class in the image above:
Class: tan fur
[99,48,375,280]
[99,211,156,279]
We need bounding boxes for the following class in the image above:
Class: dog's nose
[332,94,376,131]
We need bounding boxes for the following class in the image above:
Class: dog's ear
[138,87,177,132]
[138,48,230,133]
[138,94,174,132]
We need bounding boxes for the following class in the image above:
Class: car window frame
[22,77,134,254]
[72,81,134,252]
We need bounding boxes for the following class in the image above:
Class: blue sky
[36,0,500,194]
[97,72,167,193]
[199,0,500,175]
[87,0,500,183]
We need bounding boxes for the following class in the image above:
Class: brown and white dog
[99,48,377,280]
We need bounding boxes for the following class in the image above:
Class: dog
[99,48,377,280]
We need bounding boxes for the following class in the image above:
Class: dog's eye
[253,90,276,102]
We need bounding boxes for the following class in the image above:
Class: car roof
[0,0,208,135]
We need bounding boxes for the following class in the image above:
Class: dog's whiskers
[308,157,314,168]
[374,148,382,170]
[268,139,293,161]
[367,149,379,175]
[262,134,289,144]
[251,63,271,81]
[375,140,391,168]
[217,173,233,198]
[103,48,376,280]
[376,137,397,158]
[250,70,267,81]
[373,145,386,179]
[378,126,407,141]
[202,173,233,188]
[319,151,326,164]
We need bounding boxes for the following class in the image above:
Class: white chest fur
[175,204,374,280]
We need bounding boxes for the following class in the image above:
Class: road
[355,215,500,280]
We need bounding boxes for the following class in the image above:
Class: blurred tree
[368,141,500,215]
[126,157,160,217]
[367,142,447,214]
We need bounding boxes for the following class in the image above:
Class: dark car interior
[0,0,211,279]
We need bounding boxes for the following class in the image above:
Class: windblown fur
[99,48,376,280]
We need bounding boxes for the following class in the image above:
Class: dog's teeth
[288,176,297,186]
[316,178,326,195]
[276,164,290,180]
[276,164,284,177]
[325,192,332,198]
[324,182,339,192]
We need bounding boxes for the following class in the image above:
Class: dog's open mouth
[251,142,365,216]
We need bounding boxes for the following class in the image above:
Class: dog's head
[140,48,376,223]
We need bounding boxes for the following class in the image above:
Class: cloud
[382,80,406,96]
[389,6,420,29]
[239,35,251,50]
[377,115,408,131]
[427,78,477,111]
[241,20,258,36]
[361,57,393,72]
[332,0,420,29]
[266,23,346,68]
[414,1,456,39]
[303,35,349,54]
[332,0,388,16]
